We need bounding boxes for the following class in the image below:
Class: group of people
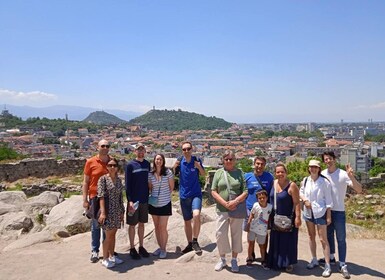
[210,152,362,279]
[82,140,362,279]
[82,140,205,269]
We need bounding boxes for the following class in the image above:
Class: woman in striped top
[148,153,175,259]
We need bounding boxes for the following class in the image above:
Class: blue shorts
[180,196,202,221]
[304,212,327,225]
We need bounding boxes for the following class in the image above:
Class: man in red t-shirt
[82,139,111,263]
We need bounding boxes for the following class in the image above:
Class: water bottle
[128,201,139,216]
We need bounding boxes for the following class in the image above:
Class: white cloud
[353,102,385,109]
[0,88,58,104]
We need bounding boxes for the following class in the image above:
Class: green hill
[83,111,127,125]
[128,109,232,131]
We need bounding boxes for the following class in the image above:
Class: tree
[237,158,253,173]
[0,143,23,161]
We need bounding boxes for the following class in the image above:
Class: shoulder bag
[272,182,294,232]
[223,169,247,219]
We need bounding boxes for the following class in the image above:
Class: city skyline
[1,1,385,123]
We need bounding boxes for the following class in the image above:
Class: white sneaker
[90,251,99,263]
[159,250,167,259]
[102,259,115,269]
[214,259,227,271]
[109,255,124,264]
[153,248,161,256]
[322,266,332,277]
[231,259,239,273]
[340,265,351,279]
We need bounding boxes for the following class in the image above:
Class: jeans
[327,211,346,263]
[91,218,105,252]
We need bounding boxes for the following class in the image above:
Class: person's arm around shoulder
[346,163,363,194]
[289,181,302,228]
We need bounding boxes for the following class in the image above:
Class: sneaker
[246,258,253,268]
[109,255,124,264]
[182,242,193,254]
[322,267,332,278]
[307,259,319,269]
[101,259,115,269]
[138,246,150,258]
[261,261,270,270]
[231,259,239,273]
[340,265,351,279]
[214,258,227,271]
[153,248,161,256]
[159,250,167,259]
[192,241,202,255]
[130,248,141,260]
[319,257,336,265]
[90,251,99,263]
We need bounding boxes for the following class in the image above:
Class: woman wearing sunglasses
[211,150,247,273]
[97,158,125,269]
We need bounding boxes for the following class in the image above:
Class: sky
[1,1,385,124]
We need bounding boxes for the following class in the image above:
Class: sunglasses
[182,147,192,152]
[107,164,117,168]
[224,158,234,162]
[100,145,110,148]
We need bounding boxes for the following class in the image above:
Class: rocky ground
[0,195,384,280]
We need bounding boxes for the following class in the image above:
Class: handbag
[223,169,247,219]
[272,183,293,232]
[148,176,161,207]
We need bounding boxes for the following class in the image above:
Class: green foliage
[128,109,232,131]
[63,191,82,198]
[237,158,253,173]
[364,133,385,142]
[255,129,323,139]
[0,143,23,161]
[3,114,102,136]
[286,157,326,185]
[369,157,385,177]
[83,111,127,125]
[7,183,23,191]
[35,213,44,225]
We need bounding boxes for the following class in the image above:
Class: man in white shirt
[321,151,362,279]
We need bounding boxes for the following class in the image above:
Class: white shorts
[247,231,267,245]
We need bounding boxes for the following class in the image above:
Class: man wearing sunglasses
[173,141,205,255]
[82,139,111,263]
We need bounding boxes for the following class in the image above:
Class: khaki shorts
[247,231,267,245]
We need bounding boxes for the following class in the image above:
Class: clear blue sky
[1,1,385,123]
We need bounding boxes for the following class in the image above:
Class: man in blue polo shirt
[173,141,205,255]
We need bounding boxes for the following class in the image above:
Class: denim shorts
[180,196,202,221]
[304,212,327,225]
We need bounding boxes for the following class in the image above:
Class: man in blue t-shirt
[125,143,150,260]
[173,141,205,255]
[244,156,274,263]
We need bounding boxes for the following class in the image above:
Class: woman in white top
[300,159,333,277]
[148,154,175,259]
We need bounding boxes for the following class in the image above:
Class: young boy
[245,189,272,269]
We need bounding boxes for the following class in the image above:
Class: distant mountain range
[3,105,140,121]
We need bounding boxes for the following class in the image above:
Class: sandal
[285,265,294,273]
[246,258,253,268]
